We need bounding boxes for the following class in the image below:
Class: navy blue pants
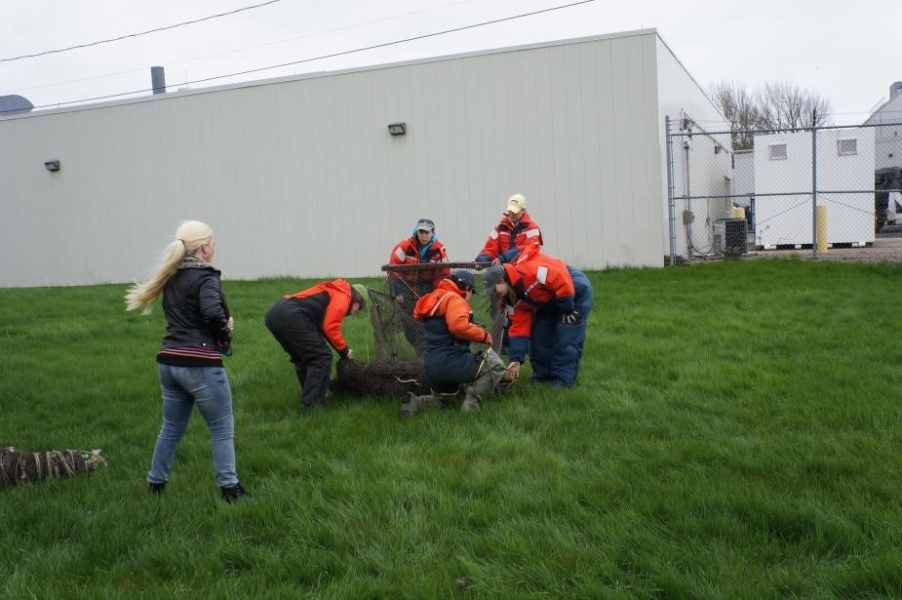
[529,267,593,387]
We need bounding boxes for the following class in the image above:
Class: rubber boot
[399,392,436,419]
[461,387,481,412]
[461,350,506,413]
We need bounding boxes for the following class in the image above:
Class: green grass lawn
[1,259,901,598]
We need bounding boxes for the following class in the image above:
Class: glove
[394,294,405,305]
[561,311,580,325]
[217,326,233,356]
[217,337,233,357]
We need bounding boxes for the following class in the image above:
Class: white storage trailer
[753,128,875,248]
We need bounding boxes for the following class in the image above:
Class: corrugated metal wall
[0,30,692,287]
[654,38,736,258]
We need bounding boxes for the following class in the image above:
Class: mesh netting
[330,263,507,400]
[331,357,431,399]
[372,262,505,361]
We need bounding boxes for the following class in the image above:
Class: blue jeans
[148,364,238,488]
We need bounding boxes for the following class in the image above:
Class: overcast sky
[1,0,898,124]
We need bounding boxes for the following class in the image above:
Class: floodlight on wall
[44,160,61,172]
[388,122,406,136]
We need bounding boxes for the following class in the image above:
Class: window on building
[769,144,787,160]
[837,138,858,156]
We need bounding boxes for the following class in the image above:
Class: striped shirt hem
[157,346,224,368]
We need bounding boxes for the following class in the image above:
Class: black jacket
[160,259,231,354]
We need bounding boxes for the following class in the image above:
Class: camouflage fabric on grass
[1,446,107,488]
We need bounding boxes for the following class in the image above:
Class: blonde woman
[126,220,247,503]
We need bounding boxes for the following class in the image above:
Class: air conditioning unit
[713,218,748,256]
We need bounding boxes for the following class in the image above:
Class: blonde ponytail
[125,221,213,314]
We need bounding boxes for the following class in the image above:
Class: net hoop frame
[381,261,492,273]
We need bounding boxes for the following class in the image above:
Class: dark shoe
[221,483,249,503]
[148,481,166,495]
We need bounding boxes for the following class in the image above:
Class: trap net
[331,262,507,401]
[373,261,505,361]
[330,357,431,399]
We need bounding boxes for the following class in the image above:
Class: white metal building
[0,29,727,287]
[864,81,902,171]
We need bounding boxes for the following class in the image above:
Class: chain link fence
[666,116,902,264]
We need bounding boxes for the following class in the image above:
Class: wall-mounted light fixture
[44,160,61,172]
[388,122,406,136]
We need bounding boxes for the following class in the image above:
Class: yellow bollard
[816,206,828,254]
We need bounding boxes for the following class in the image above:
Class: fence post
[811,123,819,259]
[665,116,676,266]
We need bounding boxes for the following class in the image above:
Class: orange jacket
[284,279,355,354]
[503,243,575,341]
[388,235,450,298]
[413,279,492,346]
[475,209,543,264]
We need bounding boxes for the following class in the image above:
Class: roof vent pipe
[151,66,166,95]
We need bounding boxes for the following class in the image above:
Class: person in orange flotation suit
[399,270,506,418]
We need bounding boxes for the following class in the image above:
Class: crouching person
[400,270,506,418]
[481,243,593,387]
[265,280,366,411]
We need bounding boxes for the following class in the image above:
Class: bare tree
[709,80,833,149]
[758,82,832,129]
[708,81,763,150]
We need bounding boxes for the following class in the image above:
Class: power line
[3,0,481,95]
[26,0,596,111]
[0,0,283,63]
[163,0,485,70]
